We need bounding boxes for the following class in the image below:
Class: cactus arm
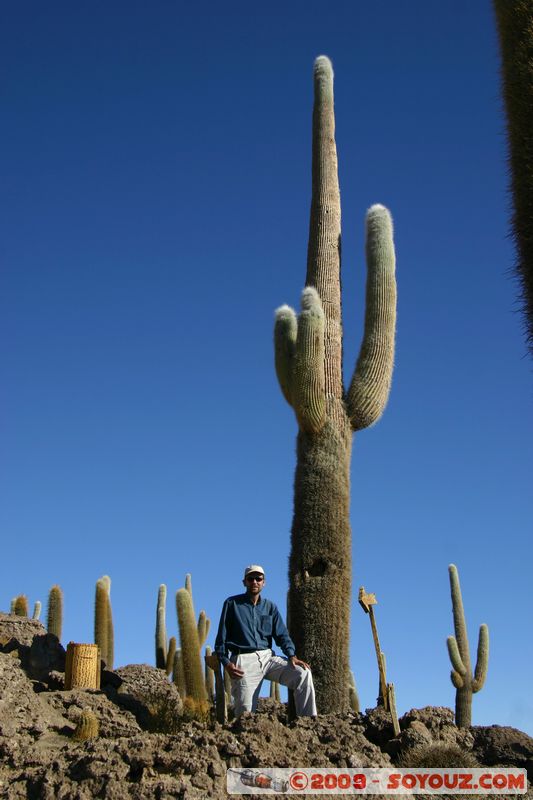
[197,610,208,647]
[447,635,467,675]
[472,624,489,693]
[448,564,472,674]
[274,305,297,405]
[292,287,326,433]
[347,205,397,431]
[305,56,343,396]
[451,669,464,689]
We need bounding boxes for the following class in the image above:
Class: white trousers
[230,649,317,717]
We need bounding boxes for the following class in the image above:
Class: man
[214,564,317,717]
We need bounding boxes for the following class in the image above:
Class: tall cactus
[446,564,489,728]
[494,0,533,356]
[47,585,63,640]
[95,576,114,669]
[274,56,397,712]
[155,584,168,669]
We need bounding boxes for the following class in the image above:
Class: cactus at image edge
[447,564,489,728]
[176,588,208,713]
[155,584,168,669]
[274,56,396,711]
[46,584,63,640]
[494,0,533,356]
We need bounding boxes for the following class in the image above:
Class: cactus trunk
[455,686,472,728]
[289,418,352,710]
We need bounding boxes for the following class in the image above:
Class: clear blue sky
[2,2,532,735]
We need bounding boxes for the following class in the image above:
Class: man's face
[243,572,265,596]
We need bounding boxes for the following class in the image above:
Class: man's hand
[224,662,244,679]
[289,656,310,670]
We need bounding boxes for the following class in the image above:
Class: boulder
[104,664,183,733]
[0,612,65,682]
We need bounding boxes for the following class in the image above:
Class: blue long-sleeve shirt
[214,593,296,667]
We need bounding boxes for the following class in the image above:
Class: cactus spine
[47,585,63,640]
[155,584,168,669]
[274,56,397,712]
[494,1,533,355]
[95,576,114,669]
[447,564,489,728]
[176,588,208,714]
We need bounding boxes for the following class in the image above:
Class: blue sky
[2,1,532,735]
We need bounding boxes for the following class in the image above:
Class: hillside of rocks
[0,614,531,799]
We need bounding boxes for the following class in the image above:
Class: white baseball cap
[243,564,265,578]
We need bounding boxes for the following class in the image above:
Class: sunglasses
[245,574,264,582]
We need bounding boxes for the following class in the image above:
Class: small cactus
[348,670,360,713]
[72,709,99,741]
[205,646,215,701]
[13,595,29,616]
[165,636,176,677]
[47,585,63,639]
[32,600,42,620]
[447,564,489,728]
[155,584,168,669]
[94,576,113,669]
[172,648,186,697]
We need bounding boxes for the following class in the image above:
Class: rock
[471,725,533,779]
[0,613,65,682]
[45,688,142,739]
[104,664,183,733]
[0,653,63,739]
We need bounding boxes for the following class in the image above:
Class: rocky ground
[0,614,531,799]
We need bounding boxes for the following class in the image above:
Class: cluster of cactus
[10,587,62,630]
[174,575,210,719]
[153,574,213,719]
[446,564,489,728]
[94,575,114,669]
